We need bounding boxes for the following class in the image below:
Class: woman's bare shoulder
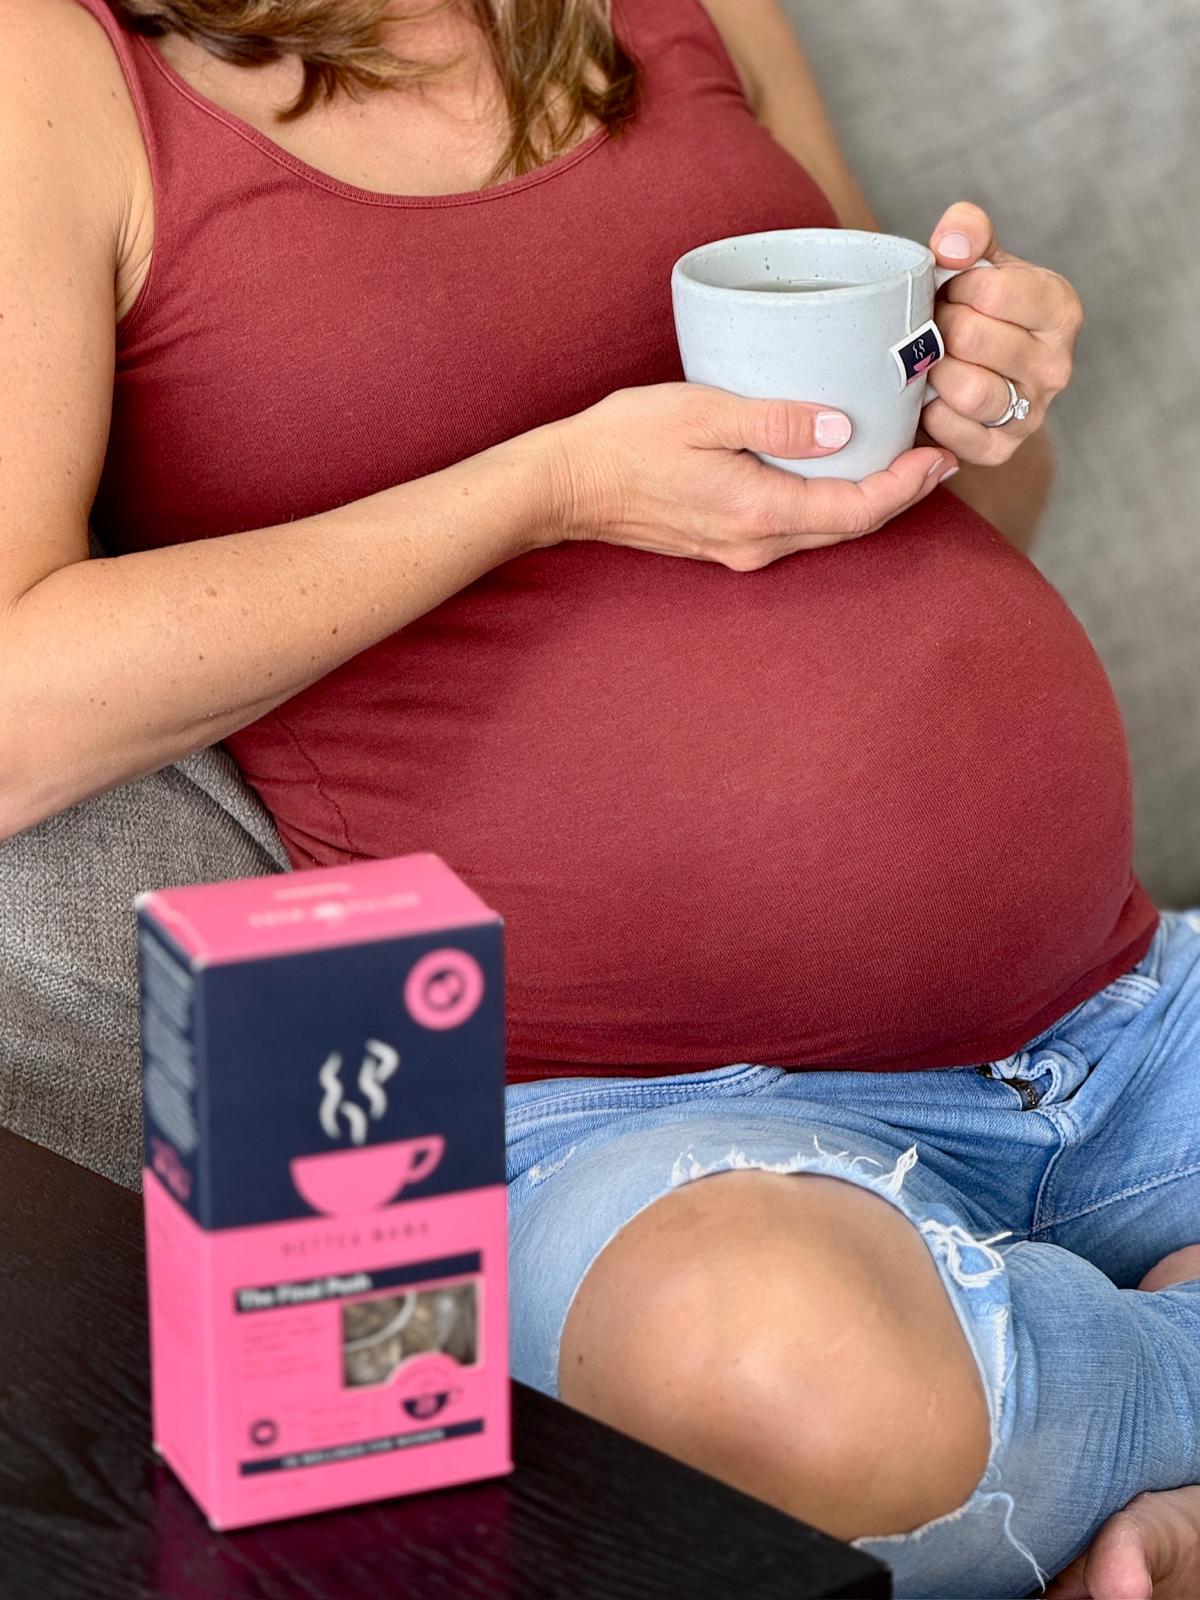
[0,0,151,311]
[3,0,133,101]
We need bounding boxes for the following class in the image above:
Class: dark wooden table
[0,1127,889,1599]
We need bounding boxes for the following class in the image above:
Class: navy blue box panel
[140,915,504,1232]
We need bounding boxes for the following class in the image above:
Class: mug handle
[934,259,995,291]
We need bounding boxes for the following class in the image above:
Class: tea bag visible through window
[342,1280,477,1387]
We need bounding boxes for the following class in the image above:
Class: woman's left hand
[922,201,1084,466]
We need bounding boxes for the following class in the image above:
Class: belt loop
[975,1051,1047,1110]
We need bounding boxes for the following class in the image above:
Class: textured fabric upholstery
[0,750,287,1189]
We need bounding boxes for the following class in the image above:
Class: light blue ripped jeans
[505,909,1200,1600]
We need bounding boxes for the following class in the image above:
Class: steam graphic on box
[290,1039,446,1216]
[137,854,510,1530]
[319,1039,400,1144]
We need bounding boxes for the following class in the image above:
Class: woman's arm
[698,0,1053,553]
[0,3,555,838]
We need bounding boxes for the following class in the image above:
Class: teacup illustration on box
[291,1134,445,1215]
[289,1038,444,1214]
[401,1386,463,1421]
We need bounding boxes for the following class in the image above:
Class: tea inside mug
[740,278,860,293]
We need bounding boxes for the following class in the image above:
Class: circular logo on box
[404,948,484,1030]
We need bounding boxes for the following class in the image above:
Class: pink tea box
[136,853,511,1530]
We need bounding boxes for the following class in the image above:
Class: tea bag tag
[889,320,945,390]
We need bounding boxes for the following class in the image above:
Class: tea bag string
[905,267,914,335]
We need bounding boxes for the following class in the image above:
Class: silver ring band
[983,377,1032,429]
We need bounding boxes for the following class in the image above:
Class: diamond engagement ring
[983,378,1032,428]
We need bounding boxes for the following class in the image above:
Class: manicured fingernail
[815,410,852,448]
[925,456,947,477]
[939,464,960,481]
[936,230,972,261]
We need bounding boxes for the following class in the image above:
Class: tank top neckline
[131,25,615,210]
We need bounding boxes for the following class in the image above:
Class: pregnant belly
[229,491,1154,1077]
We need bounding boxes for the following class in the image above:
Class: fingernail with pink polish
[815,411,852,448]
[939,464,960,482]
[936,231,973,261]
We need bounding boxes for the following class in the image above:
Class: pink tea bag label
[890,318,946,388]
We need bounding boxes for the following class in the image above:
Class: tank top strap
[68,0,207,338]
[613,0,748,104]
[69,0,167,179]
[67,0,303,345]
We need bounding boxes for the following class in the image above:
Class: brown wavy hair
[110,0,639,183]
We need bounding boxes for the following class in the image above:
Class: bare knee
[559,1171,991,1539]
[1139,1244,1200,1291]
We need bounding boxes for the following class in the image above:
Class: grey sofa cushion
[0,749,288,1190]
[783,0,1200,905]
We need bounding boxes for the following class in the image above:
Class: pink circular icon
[404,948,485,1030]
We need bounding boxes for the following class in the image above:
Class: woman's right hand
[542,382,957,571]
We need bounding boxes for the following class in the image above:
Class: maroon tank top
[79,0,1155,1081]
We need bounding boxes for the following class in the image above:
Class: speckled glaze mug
[671,228,990,481]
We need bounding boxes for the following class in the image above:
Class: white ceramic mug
[671,228,990,481]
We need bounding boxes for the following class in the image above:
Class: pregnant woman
[3,0,1199,1593]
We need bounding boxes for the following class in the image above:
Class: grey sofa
[0,751,287,1190]
[2,0,1197,1189]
